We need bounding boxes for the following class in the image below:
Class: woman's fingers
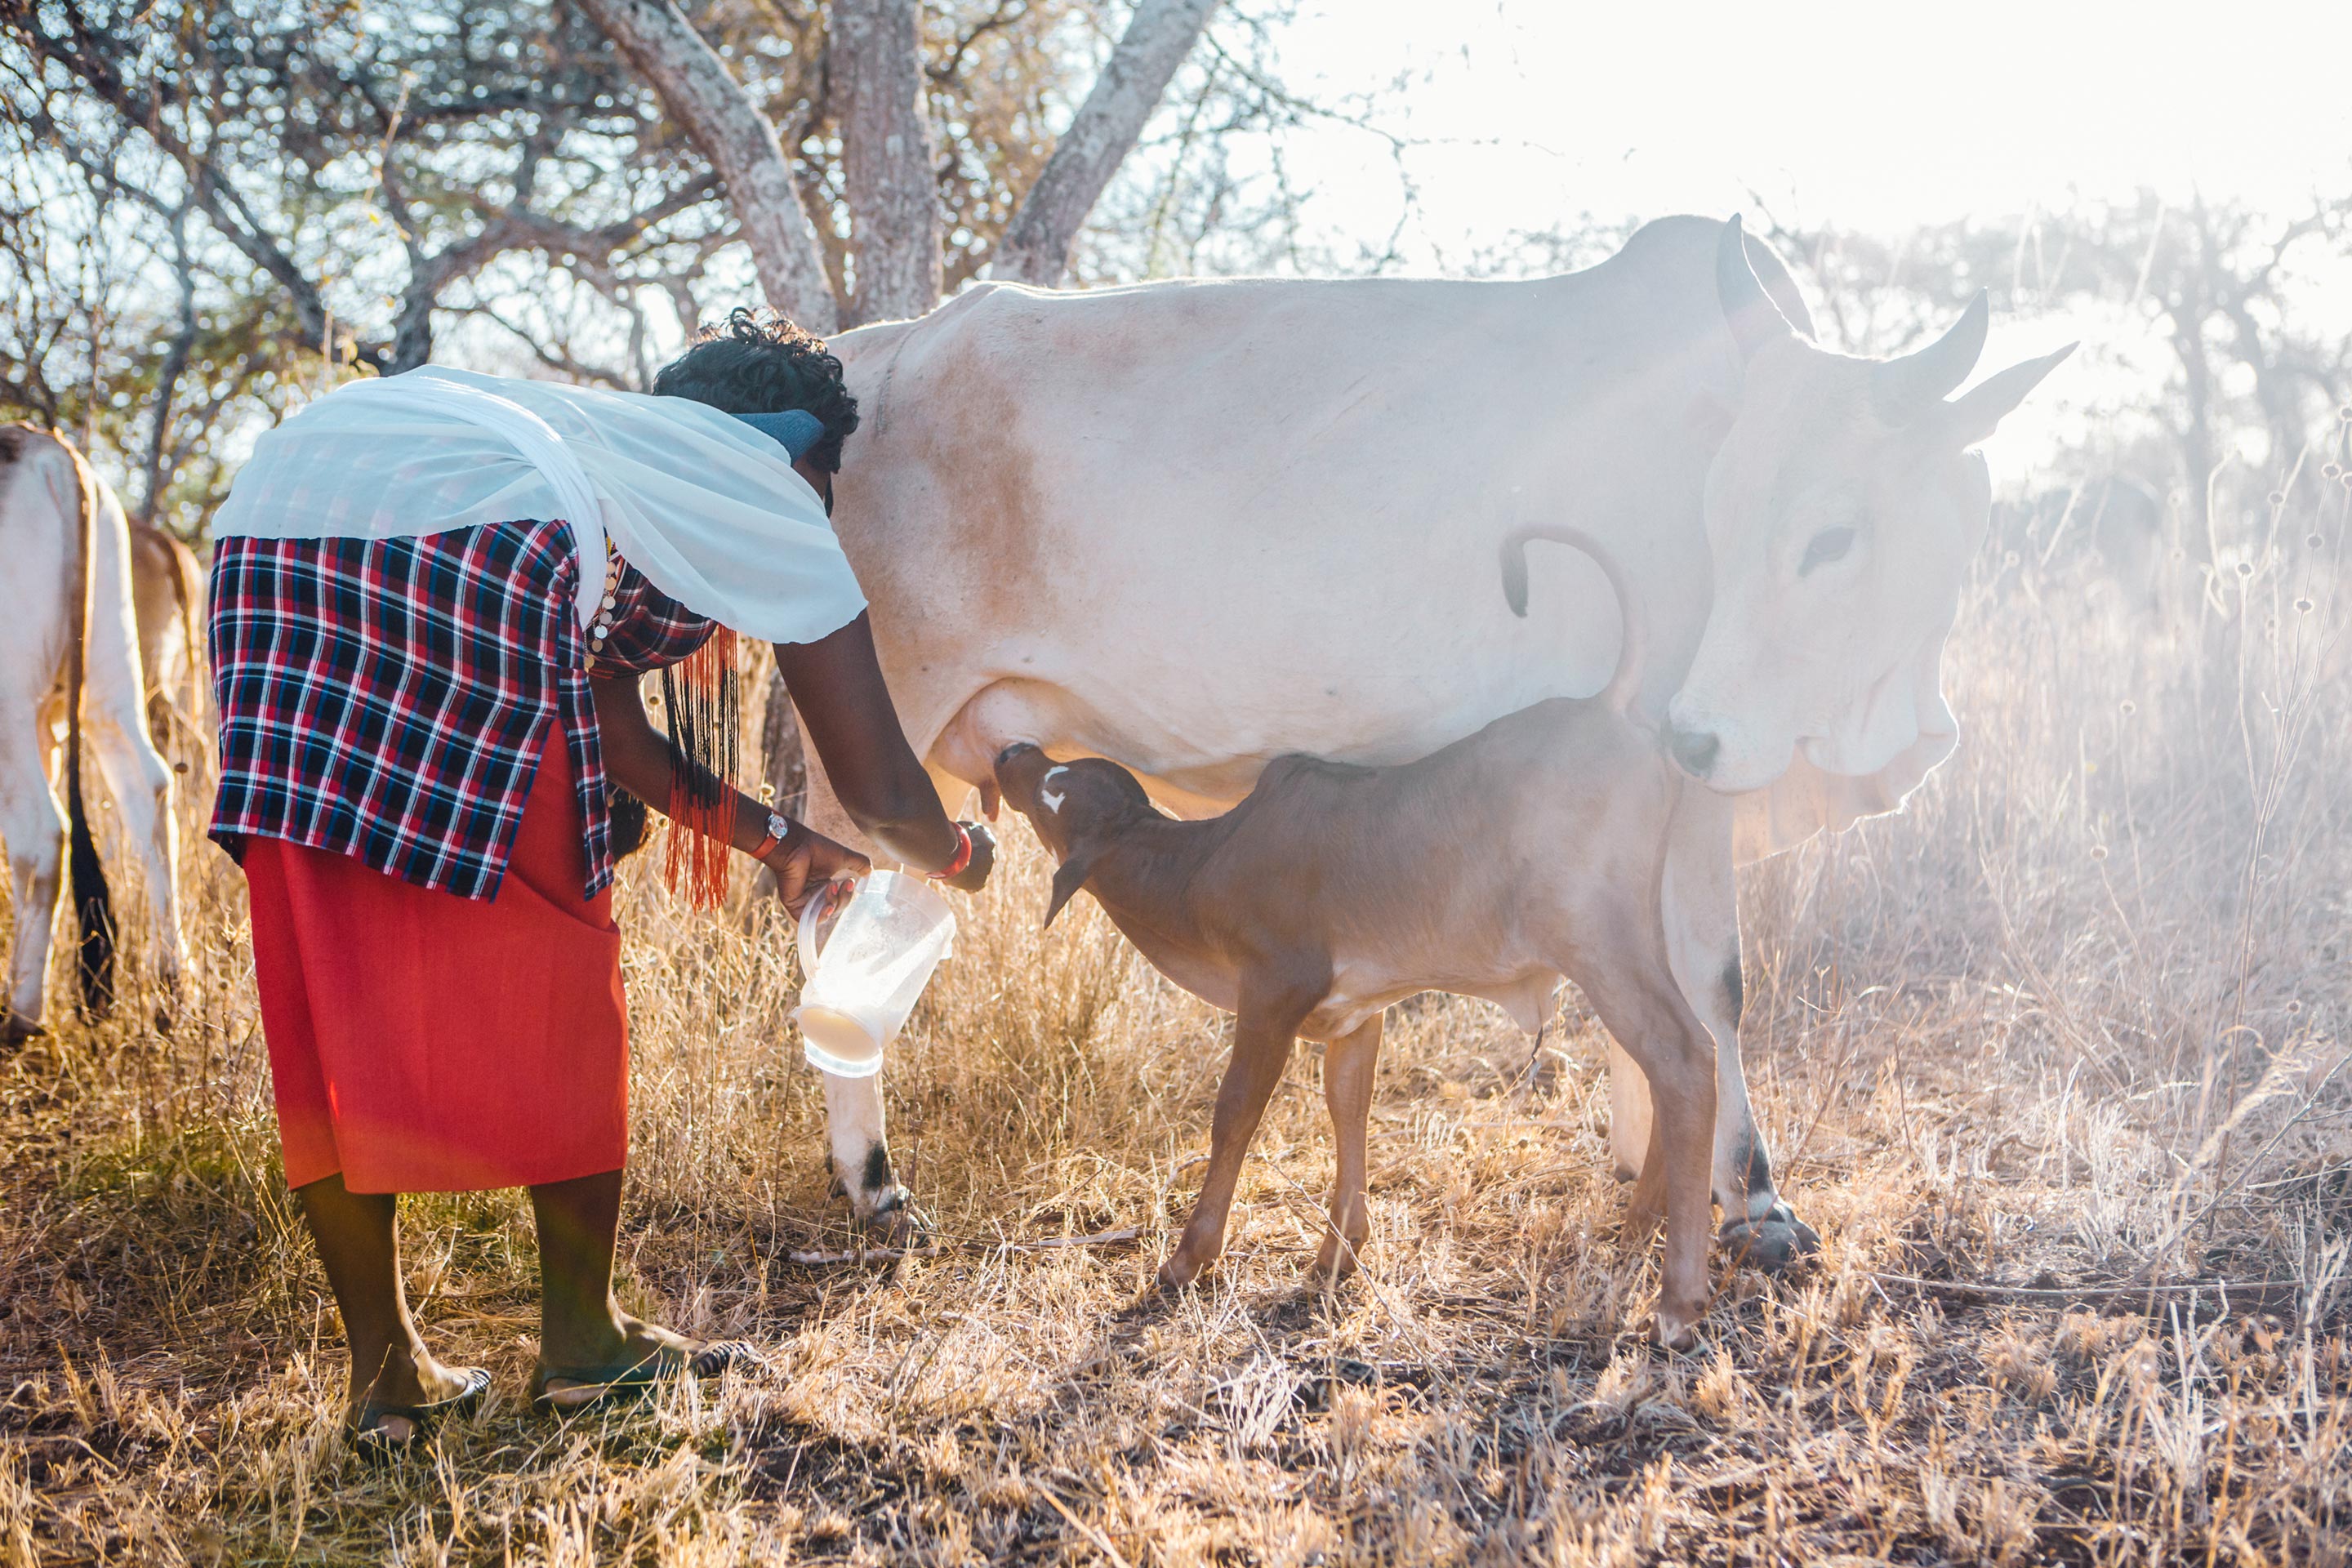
[773,826,871,918]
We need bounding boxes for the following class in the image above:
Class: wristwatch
[750,812,793,862]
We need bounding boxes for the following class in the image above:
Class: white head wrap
[210,365,868,643]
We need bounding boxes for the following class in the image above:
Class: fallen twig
[786,1226,1141,1266]
[1868,1271,2299,1312]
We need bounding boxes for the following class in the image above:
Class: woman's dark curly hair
[652,307,860,472]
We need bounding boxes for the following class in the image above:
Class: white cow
[1,425,189,1043]
[802,216,2065,1267]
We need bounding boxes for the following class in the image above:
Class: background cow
[794,216,2065,1269]
[1990,474,2172,617]
[0,425,189,1044]
[125,518,211,785]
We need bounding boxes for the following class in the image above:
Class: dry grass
[4,474,2351,1565]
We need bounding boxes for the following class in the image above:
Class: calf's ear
[1044,844,1107,929]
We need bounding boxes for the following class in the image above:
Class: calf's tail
[1499,524,1648,717]
[62,441,116,1017]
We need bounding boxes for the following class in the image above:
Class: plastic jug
[793,870,956,1077]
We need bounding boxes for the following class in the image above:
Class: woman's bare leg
[295,1173,472,1434]
[530,1169,699,1401]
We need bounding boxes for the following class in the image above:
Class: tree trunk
[990,0,1219,287]
[571,0,840,331]
[761,668,810,820]
[834,0,941,324]
[2173,309,2218,560]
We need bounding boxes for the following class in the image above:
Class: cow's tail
[60,439,116,1017]
[1499,524,1648,717]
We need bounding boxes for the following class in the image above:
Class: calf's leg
[1161,976,1320,1290]
[1606,1036,1652,1183]
[1661,788,1817,1269]
[1314,1014,1383,1279]
[1574,932,1720,1350]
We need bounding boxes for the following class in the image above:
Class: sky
[1257,0,2352,261]
[1223,0,2351,474]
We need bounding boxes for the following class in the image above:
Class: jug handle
[796,876,854,964]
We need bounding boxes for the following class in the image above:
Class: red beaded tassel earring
[660,626,740,908]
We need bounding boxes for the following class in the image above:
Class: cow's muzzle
[1664,720,1721,782]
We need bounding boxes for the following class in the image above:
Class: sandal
[349,1365,492,1461]
[528,1339,758,1416]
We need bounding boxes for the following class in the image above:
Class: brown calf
[991,526,1722,1348]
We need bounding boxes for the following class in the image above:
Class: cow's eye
[1800,526,1857,576]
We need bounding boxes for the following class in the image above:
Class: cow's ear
[1043,844,1107,929]
[1933,345,2076,448]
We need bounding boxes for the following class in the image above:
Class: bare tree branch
[138,198,198,525]
[569,0,840,329]
[991,0,1219,287]
[3,0,354,356]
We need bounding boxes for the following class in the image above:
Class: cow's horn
[1872,290,1990,421]
[1717,216,1796,363]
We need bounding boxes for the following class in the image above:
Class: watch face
[768,813,793,843]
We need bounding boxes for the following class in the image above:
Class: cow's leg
[1,702,65,1043]
[82,693,186,999]
[795,751,918,1230]
[1314,1013,1383,1279]
[82,510,188,1000]
[821,1070,914,1228]
[1659,786,1817,1272]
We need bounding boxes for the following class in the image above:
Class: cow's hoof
[1720,1209,1820,1273]
[860,1187,929,1245]
[1,1013,42,1049]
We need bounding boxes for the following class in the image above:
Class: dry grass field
[4,474,2350,1565]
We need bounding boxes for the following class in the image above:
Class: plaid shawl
[209,519,714,902]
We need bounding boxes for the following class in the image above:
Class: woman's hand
[765,822,871,918]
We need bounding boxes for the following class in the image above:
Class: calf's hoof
[1156,1250,1213,1293]
[1650,1303,1704,1352]
[1311,1236,1365,1281]
[2,1013,43,1049]
[1719,1207,1821,1274]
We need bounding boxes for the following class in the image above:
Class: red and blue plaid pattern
[209,519,716,902]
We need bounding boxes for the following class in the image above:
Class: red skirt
[244,723,630,1193]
